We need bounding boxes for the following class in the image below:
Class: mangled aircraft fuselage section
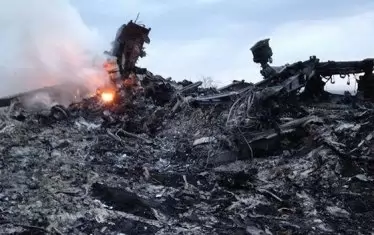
[111,20,151,78]
[99,20,151,105]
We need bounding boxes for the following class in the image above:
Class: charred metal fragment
[91,183,157,220]
[50,105,69,120]
[237,116,323,158]
[176,81,202,95]
[217,80,253,93]
[191,86,253,105]
[250,38,275,78]
[141,74,175,105]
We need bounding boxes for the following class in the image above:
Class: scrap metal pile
[0,21,374,234]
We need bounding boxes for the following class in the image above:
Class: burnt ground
[0,91,374,235]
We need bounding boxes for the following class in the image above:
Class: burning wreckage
[0,20,374,234]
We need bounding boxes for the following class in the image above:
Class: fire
[101,91,115,103]
[97,86,116,103]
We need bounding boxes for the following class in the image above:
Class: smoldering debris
[0,82,92,112]
[1,36,374,235]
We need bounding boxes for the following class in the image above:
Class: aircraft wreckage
[1,21,374,234]
[1,35,373,111]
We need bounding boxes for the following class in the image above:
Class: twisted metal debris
[0,36,374,234]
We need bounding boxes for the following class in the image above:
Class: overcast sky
[1,0,373,96]
[71,0,374,87]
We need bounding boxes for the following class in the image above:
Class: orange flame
[101,91,115,103]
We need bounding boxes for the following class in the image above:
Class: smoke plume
[0,0,108,104]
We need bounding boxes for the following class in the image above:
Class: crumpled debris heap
[1,41,374,234]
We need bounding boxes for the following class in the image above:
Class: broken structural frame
[177,39,374,106]
[114,20,151,78]
[250,38,374,99]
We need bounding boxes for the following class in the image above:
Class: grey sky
[0,0,373,96]
[71,0,374,87]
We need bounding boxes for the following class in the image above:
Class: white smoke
[21,92,57,110]
[0,0,108,101]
